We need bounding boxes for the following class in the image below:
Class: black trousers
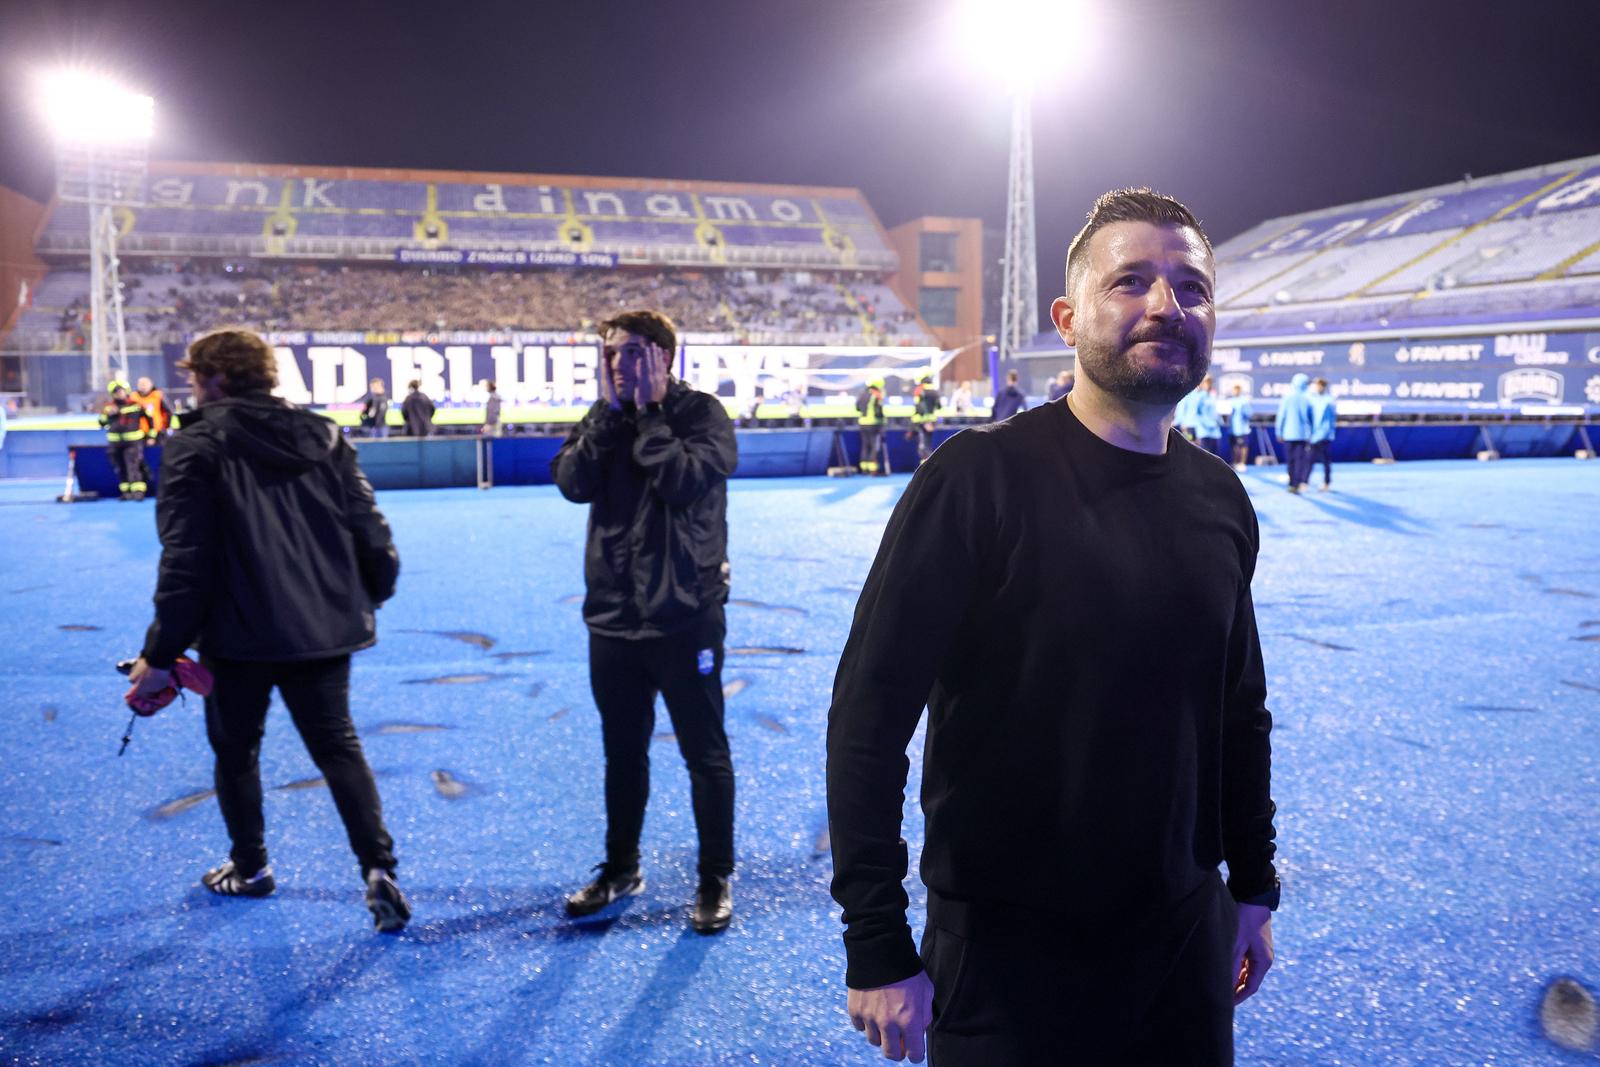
[859,425,884,471]
[1309,440,1332,485]
[923,878,1238,1066]
[588,607,735,877]
[203,654,397,875]
[1286,440,1312,488]
[108,440,144,492]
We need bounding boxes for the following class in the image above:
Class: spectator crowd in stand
[19,259,932,348]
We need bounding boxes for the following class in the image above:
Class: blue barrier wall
[355,438,483,490]
[10,423,1594,495]
[0,429,105,480]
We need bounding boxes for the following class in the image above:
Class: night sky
[2,0,1597,290]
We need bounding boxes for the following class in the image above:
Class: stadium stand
[1209,155,1600,329]
[9,261,927,350]
[33,165,901,271]
[7,163,936,376]
[1215,277,1600,338]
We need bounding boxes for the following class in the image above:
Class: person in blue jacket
[1192,376,1221,457]
[1308,377,1336,491]
[1173,386,1199,442]
[1228,384,1252,471]
[1274,372,1315,493]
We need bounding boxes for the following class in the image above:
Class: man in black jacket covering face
[551,309,739,935]
[127,329,409,933]
[828,190,1279,1064]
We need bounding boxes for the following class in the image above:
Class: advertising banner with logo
[392,249,618,269]
[1208,329,1600,411]
[162,340,941,408]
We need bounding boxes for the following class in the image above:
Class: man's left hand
[634,343,670,407]
[1231,903,1274,1004]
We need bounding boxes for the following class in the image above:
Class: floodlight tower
[44,73,153,391]
[998,87,1038,364]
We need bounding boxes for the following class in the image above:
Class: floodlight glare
[42,70,154,145]
[952,0,1093,95]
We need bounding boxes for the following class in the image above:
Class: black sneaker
[364,868,411,933]
[201,861,276,898]
[690,874,732,935]
[564,864,644,917]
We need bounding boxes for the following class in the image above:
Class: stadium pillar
[999,90,1039,364]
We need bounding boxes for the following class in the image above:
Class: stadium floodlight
[950,0,1097,364]
[40,68,154,391]
[42,70,154,146]
[952,0,1092,96]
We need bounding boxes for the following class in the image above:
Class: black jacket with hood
[141,392,399,668]
[551,380,737,639]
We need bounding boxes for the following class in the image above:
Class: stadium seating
[8,164,936,360]
[1215,277,1600,338]
[34,168,901,272]
[1212,155,1600,339]
[1242,231,1446,305]
[11,259,931,349]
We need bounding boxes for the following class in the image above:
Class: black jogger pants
[587,606,734,878]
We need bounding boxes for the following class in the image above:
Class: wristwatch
[644,402,663,416]
[1240,879,1281,911]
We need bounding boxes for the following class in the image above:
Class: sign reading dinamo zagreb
[163,338,942,408]
[1208,330,1600,410]
[393,249,618,268]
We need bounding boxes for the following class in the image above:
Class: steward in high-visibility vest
[910,374,941,465]
[133,377,175,438]
[856,378,886,476]
[99,381,150,500]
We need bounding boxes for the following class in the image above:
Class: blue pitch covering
[1,461,1597,1065]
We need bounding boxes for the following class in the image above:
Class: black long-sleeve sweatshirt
[826,398,1278,989]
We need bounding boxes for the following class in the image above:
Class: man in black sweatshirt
[827,189,1279,1065]
[552,309,740,935]
[126,329,408,933]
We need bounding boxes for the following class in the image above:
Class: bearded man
[826,188,1280,1065]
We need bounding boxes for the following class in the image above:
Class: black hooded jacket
[551,380,737,638]
[141,393,399,668]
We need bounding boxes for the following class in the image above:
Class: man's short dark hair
[599,309,677,354]
[1064,188,1213,296]
[178,329,277,394]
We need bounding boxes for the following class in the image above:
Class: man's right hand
[848,970,934,1062]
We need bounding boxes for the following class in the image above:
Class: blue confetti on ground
[0,459,1597,1065]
